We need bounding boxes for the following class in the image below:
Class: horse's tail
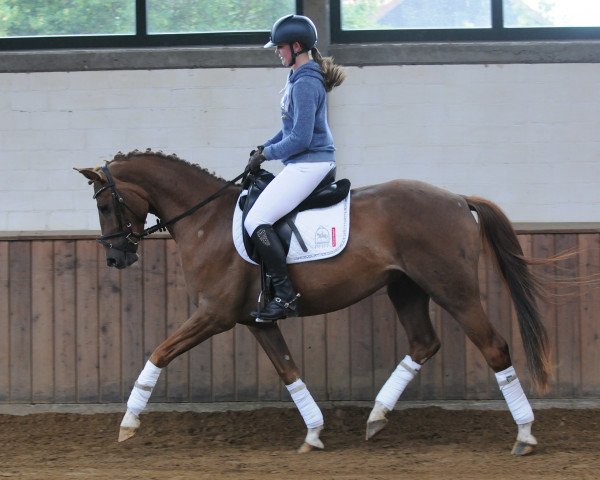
[465,195,551,393]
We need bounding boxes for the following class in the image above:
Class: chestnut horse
[76,150,550,455]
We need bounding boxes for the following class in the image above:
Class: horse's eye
[98,204,110,214]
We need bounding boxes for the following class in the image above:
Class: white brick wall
[0,63,598,231]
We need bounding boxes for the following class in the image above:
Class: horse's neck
[117,155,230,238]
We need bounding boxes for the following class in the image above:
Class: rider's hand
[246,150,266,173]
[249,145,264,157]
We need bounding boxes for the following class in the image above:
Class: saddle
[239,168,351,263]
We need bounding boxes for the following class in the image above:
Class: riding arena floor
[0,402,598,479]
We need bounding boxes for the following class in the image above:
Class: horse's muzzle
[106,249,139,269]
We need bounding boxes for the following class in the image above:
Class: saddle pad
[232,190,351,265]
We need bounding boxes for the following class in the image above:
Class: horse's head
[76,164,150,269]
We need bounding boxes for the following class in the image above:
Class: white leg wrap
[125,360,162,417]
[286,379,324,429]
[374,355,421,411]
[495,365,534,425]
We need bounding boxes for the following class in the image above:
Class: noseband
[94,165,143,249]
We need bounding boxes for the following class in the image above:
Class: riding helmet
[264,14,318,50]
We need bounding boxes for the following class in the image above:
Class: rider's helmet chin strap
[287,42,309,67]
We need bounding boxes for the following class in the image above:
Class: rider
[244,14,346,322]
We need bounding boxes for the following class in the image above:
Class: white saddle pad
[232,190,351,265]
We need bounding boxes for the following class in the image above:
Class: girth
[239,167,351,263]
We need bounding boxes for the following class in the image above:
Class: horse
[76,149,551,455]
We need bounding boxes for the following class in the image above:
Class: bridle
[94,164,248,250]
[94,165,144,249]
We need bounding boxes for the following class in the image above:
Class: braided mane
[109,148,226,182]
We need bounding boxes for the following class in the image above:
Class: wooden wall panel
[31,241,54,403]
[98,251,122,402]
[76,240,99,402]
[120,252,144,398]
[0,231,598,404]
[235,324,258,401]
[54,240,77,402]
[348,298,373,400]
[211,328,235,401]
[0,242,10,402]
[302,314,327,400]
[554,234,581,396]
[325,308,350,401]
[9,241,31,402]
[579,234,600,396]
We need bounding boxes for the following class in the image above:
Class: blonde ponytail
[311,47,346,92]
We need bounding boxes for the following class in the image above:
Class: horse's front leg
[247,323,324,453]
[118,308,234,442]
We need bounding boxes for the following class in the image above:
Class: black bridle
[94,165,143,249]
[94,164,247,250]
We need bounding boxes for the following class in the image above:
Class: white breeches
[244,161,335,236]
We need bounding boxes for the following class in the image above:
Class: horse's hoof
[297,427,324,453]
[366,418,388,440]
[118,410,140,442]
[118,426,138,442]
[297,442,315,453]
[511,440,536,456]
[297,440,324,454]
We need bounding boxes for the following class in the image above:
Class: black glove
[246,149,266,173]
[249,145,264,157]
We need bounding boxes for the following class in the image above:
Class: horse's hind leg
[367,276,440,440]
[247,323,324,453]
[448,300,537,454]
[436,279,537,455]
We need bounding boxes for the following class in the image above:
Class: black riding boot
[250,224,300,322]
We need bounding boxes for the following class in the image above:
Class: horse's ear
[74,167,106,185]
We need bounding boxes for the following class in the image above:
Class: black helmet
[264,14,318,50]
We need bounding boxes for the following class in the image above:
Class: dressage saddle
[239,168,351,263]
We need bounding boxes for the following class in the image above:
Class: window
[332,0,600,42]
[0,1,135,37]
[504,0,600,28]
[146,0,293,34]
[0,0,300,50]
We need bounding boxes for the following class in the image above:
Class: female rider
[244,14,346,322]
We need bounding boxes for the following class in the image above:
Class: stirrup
[252,293,301,324]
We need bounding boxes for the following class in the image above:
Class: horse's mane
[109,148,226,182]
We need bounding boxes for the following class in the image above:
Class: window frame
[0,0,303,51]
[330,0,600,43]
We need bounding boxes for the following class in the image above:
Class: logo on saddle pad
[315,226,338,248]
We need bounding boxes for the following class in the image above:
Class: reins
[139,170,247,238]
[95,164,247,247]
